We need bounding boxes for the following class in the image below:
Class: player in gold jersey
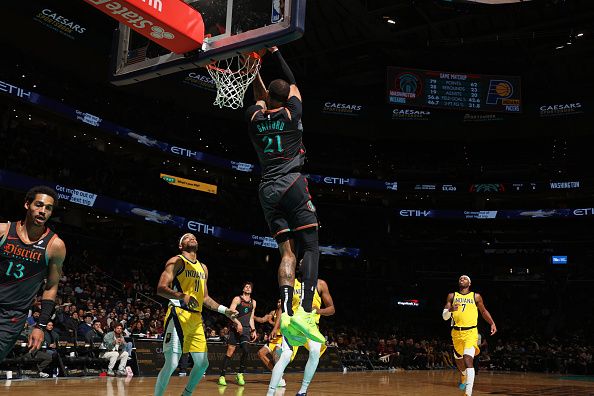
[257,300,286,387]
[154,233,238,396]
[258,300,282,369]
[266,269,335,396]
[443,275,496,396]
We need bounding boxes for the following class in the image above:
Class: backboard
[110,0,305,85]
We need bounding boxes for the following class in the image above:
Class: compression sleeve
[273,50,296,85]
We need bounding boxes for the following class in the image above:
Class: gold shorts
[267,333,283,353]
[163,305,206,354]
[451,327,480,358]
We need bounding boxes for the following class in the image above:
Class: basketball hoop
[206,52,262,110]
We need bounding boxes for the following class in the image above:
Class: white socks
[465,367,475,395]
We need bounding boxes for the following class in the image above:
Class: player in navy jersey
[0,186,66,362]
[246,46,324,346]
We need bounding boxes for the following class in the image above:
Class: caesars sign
[33,9,87,40]
[322,102,364,116]
[539,102,583,117]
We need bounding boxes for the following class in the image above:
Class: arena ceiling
[2,0,594,117]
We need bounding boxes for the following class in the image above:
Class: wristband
[217,305,228,314]
[38,299,56,327]
[442,309,452,321]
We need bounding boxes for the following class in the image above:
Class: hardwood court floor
[2,370,593,396]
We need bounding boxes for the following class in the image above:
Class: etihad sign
[83,0,204,53]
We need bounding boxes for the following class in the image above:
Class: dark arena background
[1,0,594,395]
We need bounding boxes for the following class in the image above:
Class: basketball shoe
[236,373,245,386]
[280,312,307,346]
[290,306,325,343]
[459,371,467,390]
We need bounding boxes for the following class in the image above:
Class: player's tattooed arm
[42,238,66,301]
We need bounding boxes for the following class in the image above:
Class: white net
[206,53,262,110]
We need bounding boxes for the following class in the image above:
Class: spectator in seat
[58,311,79,341]
[43,321,60,357]
[27,310,40,327]
[131,320,146,337]
[86,320,105,345]
[101,323,129,376]
[78,314,93,338]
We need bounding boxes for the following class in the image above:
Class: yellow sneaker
[280,313,307,346]
[290,306,325,343]
[217,375,227,386]
[236,373,245,386]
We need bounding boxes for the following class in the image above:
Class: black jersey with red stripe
[246,96,305,182]
[0,221,57,312]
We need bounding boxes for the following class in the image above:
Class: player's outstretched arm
[253,72,268,109]
[229,296,243,332]
[269,46,301,102]
[254,312,272,324]
[315,279,335,316]
[475,293,497,335]
[30,237,66,352]
[200,264,238,319]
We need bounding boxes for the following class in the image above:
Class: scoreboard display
[387,67,522,113]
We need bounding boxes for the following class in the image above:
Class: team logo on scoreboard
[486,80,520,112]
[469,183,505,193]
[394,73,422,100]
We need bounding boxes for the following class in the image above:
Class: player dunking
[246,45,323,346]
[267,263,335,396]
[443,275,497,396]
[218,281,265,386]
[154,233,238,396]
[0,186,66,362]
